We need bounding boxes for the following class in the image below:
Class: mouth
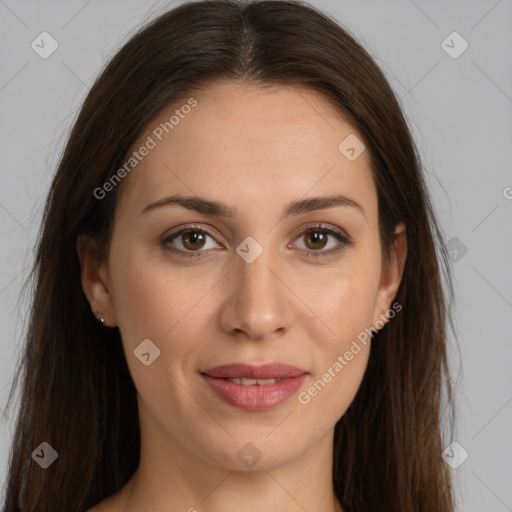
[201,362,307,379]
[213,376,283,385]
[200,362,308,411]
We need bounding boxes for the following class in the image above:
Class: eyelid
[161,222,353,259]
[161,223,218,241]
[290,223,353,259]
[293,222,351,242]
[161,223,222,254]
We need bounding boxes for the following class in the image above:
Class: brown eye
[180,230,207,251]
[161,223,352,260]
[161,225,220,258]
[303,231,329,251]
[293,224,352,259]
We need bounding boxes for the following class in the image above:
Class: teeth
[226,377,277,385]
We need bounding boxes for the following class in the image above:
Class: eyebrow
[140,193,365,219]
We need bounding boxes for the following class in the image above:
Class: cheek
[300,251,382,349]
[332,277,379,338]
[299,343,370,428]
[109,245,217,390]
[297,280,375,424]
[295,255,380,418]
[109,242,212,341]
[110,251,210,429]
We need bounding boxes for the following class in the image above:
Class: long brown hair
[2,1,456,510]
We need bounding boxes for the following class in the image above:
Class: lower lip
[201,374,307,411]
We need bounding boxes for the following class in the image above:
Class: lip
[201,374,307,411]
[200,363,308,411]
[201,363,307,379]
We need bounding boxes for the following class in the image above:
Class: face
[78,81,406,472]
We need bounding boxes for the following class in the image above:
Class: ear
[76,233,117,327]
[372,222,407,326]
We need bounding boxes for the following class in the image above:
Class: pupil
[185,231,204,249]
[308,232,326,249]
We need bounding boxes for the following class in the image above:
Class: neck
[116,406,344,512]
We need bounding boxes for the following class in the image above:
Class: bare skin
[79,81,407,512]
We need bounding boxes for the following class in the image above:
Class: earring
[95,311,105,325]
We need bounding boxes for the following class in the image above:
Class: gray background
[1,1,511,510]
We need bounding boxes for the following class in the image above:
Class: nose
[218,242,293,341]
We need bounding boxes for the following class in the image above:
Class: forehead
[116,81,377,221]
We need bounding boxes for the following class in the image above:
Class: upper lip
[201,363,307,379]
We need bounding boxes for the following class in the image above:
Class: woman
[2,0,456,510]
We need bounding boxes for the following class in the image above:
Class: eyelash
[160,223,353,260]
